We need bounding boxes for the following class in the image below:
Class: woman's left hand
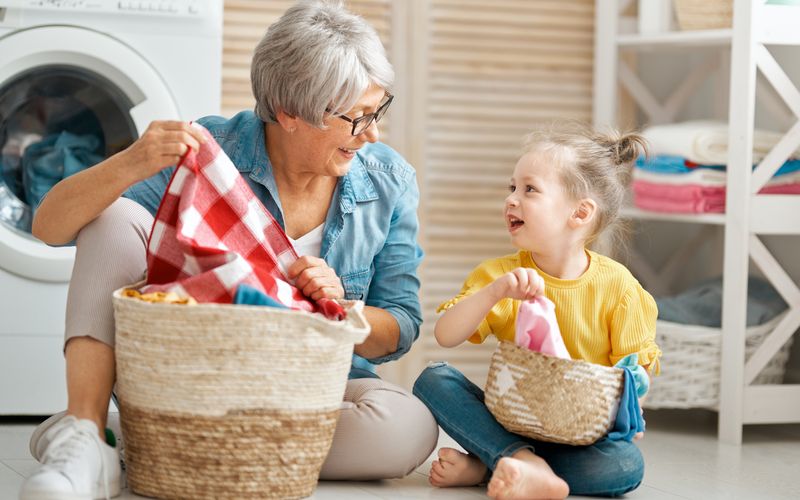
[287,256,345,301]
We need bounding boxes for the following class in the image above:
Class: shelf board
[623,195,800,233]
[621,206,726,225]
[750,195,800,234]
[761,4,800,45]
[617,29,732,50]
[616,6,800,50]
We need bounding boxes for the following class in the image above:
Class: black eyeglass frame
[328,92,394,136]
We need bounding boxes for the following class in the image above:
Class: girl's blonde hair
[522,121,648,247]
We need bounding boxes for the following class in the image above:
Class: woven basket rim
[112,284,371,337]
[498,340,625,374]
[656,311,786,340]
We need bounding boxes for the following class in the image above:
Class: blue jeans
[413,363,644,497]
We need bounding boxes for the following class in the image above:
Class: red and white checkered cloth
[142,122,345,320]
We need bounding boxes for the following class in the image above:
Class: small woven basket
[484,341,624,446]
[112,287,370,500]
[673,0,733,30]
[644,314,793,410]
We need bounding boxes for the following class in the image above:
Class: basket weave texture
[112,287,370,500]
[644,314,793,410]
[673,0,733,30]
[484,341,624,446]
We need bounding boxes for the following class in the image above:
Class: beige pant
[65,198,438,480]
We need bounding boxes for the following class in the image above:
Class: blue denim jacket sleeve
[363,171,424,365]
[121,167,176,218]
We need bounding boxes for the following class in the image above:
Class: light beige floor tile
[2,410,800,499]
[355,470,486,499]
[0,424,36,461]
[0,462,23,500]
[0,459,37,479]
[310,482,385,499]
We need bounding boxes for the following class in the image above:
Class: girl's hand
[118,121,206,184]
[492,267,545,301]
[287,256,345,301]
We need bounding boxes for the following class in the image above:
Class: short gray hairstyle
[251,0,394,127]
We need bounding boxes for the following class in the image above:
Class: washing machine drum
[0,65,137,236]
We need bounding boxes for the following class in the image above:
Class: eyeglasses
[329,92,394,136]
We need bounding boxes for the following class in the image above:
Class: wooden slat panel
[416,0,595,387]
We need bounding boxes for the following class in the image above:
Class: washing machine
[0,0,222,414]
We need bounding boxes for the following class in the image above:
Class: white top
[288,224,324,258]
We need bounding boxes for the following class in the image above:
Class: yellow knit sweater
[438,250,662,373]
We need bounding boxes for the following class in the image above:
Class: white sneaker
[29,412,123,463]
[19,416,121,500]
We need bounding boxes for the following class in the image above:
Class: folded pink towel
[632,179,800,214]
[514,296,570,359]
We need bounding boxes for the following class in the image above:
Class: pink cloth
[632,179,800,214]
[514,296,570,359]
[143,122,345,320]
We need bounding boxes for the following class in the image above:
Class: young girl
[413,122,661,500]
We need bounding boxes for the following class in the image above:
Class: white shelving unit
[594,0,800,444]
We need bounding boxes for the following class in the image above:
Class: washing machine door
[0,26,178,282]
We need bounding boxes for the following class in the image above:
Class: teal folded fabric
[607,367,646,442]
[615,353,649,399]
[656,276,786,327]
[22,131,103,211]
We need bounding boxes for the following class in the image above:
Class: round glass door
[0,65,137,236]
[0,25,178,282]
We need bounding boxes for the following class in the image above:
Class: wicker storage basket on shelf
[484,341,625,446]
[112,286,370,500]
[644,313,792,410]
[673,0,733,30]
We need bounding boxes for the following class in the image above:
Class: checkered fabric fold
[142,123,345,320]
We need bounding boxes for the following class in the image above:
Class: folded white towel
[643,120,792,164]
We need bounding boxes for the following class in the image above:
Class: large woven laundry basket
[485,341,625,446]
[644,314,792,410]
[112,286,370,500]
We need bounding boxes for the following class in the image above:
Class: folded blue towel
[636,155,800,176]
[607,367,646,442]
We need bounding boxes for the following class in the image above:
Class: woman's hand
[287,256,345,301]
[491,267,545,301]
[118,121,206,184]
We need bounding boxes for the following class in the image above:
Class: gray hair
[251,0,394,127]
[522,121,649,247]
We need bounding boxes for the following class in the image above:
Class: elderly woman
[20,1,438,498]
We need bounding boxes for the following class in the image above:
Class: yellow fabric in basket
[438,249,661,374]
[122,289,197,305]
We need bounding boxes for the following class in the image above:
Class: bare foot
[487,451,569,500]
[429,447,488,487]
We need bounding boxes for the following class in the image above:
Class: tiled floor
[1,409,799,499]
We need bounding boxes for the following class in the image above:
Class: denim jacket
[123,111,423,371]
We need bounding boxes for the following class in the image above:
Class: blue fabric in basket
[607,366,646,442]
[233,284,290,309]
